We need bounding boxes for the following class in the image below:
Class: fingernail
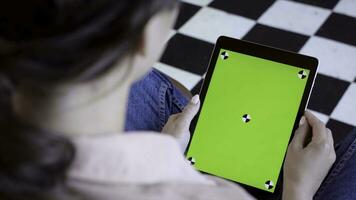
[191,95,200,105]
[299,116,306,126]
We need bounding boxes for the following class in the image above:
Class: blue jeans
[314,128,356,200]
[125,68,188,132]
[125,69,356,200]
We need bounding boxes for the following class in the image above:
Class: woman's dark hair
[0,0,177,199]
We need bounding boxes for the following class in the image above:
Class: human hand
[162,95,200,152]
[283,111,336,200]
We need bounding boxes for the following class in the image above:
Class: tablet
[185,36,318,198]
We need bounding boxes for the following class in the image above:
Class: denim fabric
[314,128,356,200]
[125,68,189,132]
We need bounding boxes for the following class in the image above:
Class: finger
[326,128,334,148]
[305,111,328,144]
[327,129,337,161]
[177,95,200,127]
[291,116,310,149]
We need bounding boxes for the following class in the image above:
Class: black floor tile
[307,74,350,115]
[327,119,355,145]
[291,0,339,9]
[174,2,201,30]
[209,0,275,20]
[316,13,356,46]
[160,34,214,75]
[242,24,310,52]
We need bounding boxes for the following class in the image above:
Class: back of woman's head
[0,0,177,199]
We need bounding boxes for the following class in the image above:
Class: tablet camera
[187,157,196,165]
[221,51,229,60]
[242,114,251,123]
[298,70,308,79]
[265,180,274,190]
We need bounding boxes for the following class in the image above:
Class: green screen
[186,49,309,193]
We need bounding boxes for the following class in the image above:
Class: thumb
[291,116,310,149]
[178,95,200,126]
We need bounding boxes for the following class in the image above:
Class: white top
[67,132,255,200]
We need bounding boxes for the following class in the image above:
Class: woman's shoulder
[67,131,255,200]
[68,131,209,184]
[69,175,255,200]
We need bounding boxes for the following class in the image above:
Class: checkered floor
[155,0,356,142]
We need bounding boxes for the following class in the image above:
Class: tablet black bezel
[186,36,318,199]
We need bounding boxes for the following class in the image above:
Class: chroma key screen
[186,49,309,193]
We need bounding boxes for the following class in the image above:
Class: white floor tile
[154,62,202,90]
[179,7,256,43]
[334,0,356,18]
[300,36,356,82]
[258,0,331,35]
[331,83,356,126]
[309,110,330,124]
[181,0,213,6]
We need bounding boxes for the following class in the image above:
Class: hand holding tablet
[283,111,335,200]
[185,36,318,198]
